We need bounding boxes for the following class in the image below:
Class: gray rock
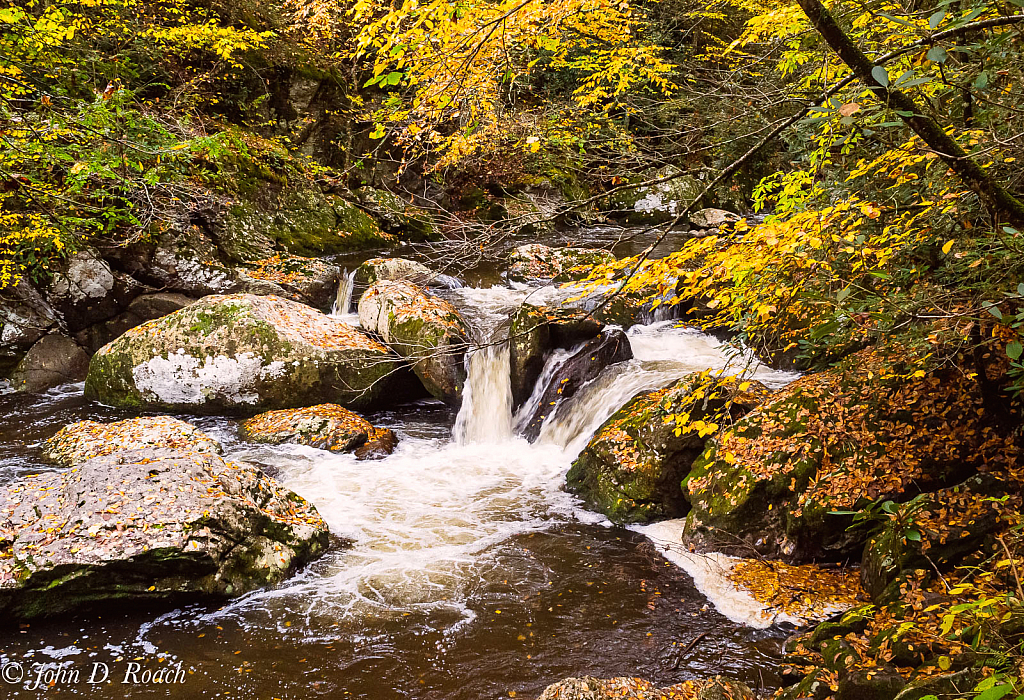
[518,329,632,441]
[85,293,404,413]
[76,292,197,355]
[507,244,615,283]
[357,281,470,404]
[43,416,223,467]
[604,165,704,225]
[0,447,328,621]
[537,676,755,700]
[0,281,59,376]
[8,334,89,392]
[689,208,741,229]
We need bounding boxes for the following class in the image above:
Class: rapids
[0,279,799,699]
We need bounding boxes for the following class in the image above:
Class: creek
[0,238,800,699]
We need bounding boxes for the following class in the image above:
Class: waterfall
[331,268,357,317]
[453,342,514,445]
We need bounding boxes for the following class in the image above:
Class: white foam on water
[206,287,799,631]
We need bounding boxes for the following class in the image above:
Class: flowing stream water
[0,280,799,700]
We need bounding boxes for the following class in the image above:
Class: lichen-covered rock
[0,447,328,621]
[43,416,222,467]
[356,188,438,241]
[508,304,605,410]
[507,244,615,283]
[861,474,1017,603]
[536,676,755,700]
[519,329,632,441]
[241,404,397,458]
[682,345,1019,562]
[568,374,769,524]
[357,281,470,404]
[85,293,402,413]
[8,334,90,392]
[604,165,703,225]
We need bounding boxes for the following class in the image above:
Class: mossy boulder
[507,244,615,283]
[355,188,438,242]
[682,344,1019,562]
[357,281,470,404]
[241,403,398,458]
[44,416,222,466]
[567,374,769,524]
[604,165,703,225]
[861,474,1016,603]
[507,304,605,410]
[354,257,461,289]
[238,254,340,311]
[0,447,328,622]
[85,293,403,414]
[223,189,393,257]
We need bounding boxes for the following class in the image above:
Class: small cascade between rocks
[453,342,514,444]
[330,268,357,318]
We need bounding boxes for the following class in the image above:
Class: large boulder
[519,329,633,441]
[507,244,615,283]
[7,334,90,392]
[43,416,222,466]
[85,293,404,413]
[355,188,437,242]
[508,304,605,410]
[0,447,328,621]
[537,676,755,700]
[241,404,398,458]
[238,254,340,310]
[567,374,768,524]
[354,257,461,289]
[682,345,1019,562]
[604,165,704,225]
[357,281,470,404]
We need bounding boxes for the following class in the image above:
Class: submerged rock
[568,374,768,524]
[85,293,403,413]
[242,404,398,458]
[8,334,90,392]
[358,281,470,404]
[507,244,615,283]
[537,675,755,700]
[0,447,328,621]
[519,329,633,441]
[43,416,223,466]
[508,304,605,410]
[682,344,1019,562]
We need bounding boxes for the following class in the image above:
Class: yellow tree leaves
[347,0,674,164]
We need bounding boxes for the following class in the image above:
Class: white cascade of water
[452,343,514,445]
[330,268,357,319]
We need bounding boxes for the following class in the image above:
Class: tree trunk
[795,0,1024,228]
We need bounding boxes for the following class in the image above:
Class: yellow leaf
[941,240,954,254]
